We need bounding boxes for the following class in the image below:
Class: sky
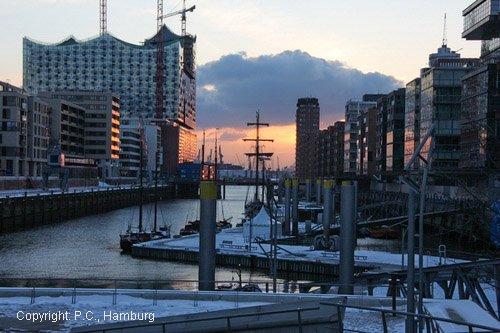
[0,0,481,168]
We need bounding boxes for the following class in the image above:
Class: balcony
[462,0,500,40]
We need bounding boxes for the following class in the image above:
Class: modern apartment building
[161,122,196,176]
[357,107,377,176]
[344,95,382,175]
[460,0,500,170]
[40,98,85,159]
[419,45,478,170]
[23,25,197,174]
[376,96,388,173]
[295,98,320,180]
[38,91,120,178]
[119,119,161,178]
[119,125,141,178]
[404,78,421,169]
[316,121,345,179]
[385,88,406,172]
[0,81,49,177]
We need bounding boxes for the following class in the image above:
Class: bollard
[406,190,416,333]
[316,179,322,205]
[284,179,291,236]
[292,179,299,237]
[306,179,311,202]
[323,180,332,239]
[199,181,217,291]
[339,181,355,295]
[277,179,283,204]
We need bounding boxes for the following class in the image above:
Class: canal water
[0,185,311,290]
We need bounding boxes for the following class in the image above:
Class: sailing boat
[243,111,273,219]
[120,125,170,252]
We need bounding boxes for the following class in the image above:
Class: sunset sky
[0,0,480,168]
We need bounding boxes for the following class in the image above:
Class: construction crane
[163,0,196,37]
[155,0,165,121]
[100,0,107,35]
[155,0,195,121]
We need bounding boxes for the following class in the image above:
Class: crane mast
[100,0,107,35]
[156,0,195,121]
[155,0,164,121]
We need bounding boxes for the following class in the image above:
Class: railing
[321,302,500,333]
[75,306,321,333]
[3,277,498,332]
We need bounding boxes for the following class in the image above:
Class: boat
[179,217,233,236]
[369,226,399,239]
[243,111,273,219]
[120,127,171,252]
[179,199,232,236]
[215,265,262,292]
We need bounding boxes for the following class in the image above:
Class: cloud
[196,50,403,129]
[219,131,246,142]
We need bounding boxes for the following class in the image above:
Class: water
[0,185,304,289]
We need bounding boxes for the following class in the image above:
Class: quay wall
[0,177,99,191]
[0,186,175,234]
[131,246,371,277]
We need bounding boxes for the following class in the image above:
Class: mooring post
[332,180,337,227]
[199,181,217,291]
[339,181,355,295]
[316,179,322,205]
[284,179,291,236]
[277,178,283,204]
[323,180,332,241]
[24,192,27,230]
[306,179,311,202]
[407,190,416,333]
[292,178,299,237]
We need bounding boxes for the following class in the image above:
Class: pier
[0,185,174,234]
[130,228,408,278]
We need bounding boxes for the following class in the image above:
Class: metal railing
[76,306,321,333]
[322,302,500,333]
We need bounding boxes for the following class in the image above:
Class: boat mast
[138,127,143,233]
[244,111,273,203]
[201,130,205,179]
[154,149,158,233]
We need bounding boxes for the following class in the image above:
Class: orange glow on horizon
[195,124,296,168]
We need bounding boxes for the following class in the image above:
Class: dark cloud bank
[196,50,402,129]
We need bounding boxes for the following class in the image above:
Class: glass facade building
[344,98,378,175]
[295,98,319,180]
[420,60,474,169]
[463,0,500,40]
[461,1,500,170]
[385,88,406,172]
[404,78,421,169]
[23,26,196,130]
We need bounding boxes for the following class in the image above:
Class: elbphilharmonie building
[23,26,197,173]
[23,26,196,128]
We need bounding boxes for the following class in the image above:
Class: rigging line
[167,0,183,15]
[159,202,169,227]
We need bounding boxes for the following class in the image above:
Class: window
[2,109,10,119]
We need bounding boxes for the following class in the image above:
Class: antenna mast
[442,13,447,47]
[100,0,107,35]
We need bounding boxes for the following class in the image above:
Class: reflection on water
[0,186,314,291]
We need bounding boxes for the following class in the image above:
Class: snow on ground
[0,293,270,332]
[424,299,500,332]
[0,292,410,333]
[137,227,469,269]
